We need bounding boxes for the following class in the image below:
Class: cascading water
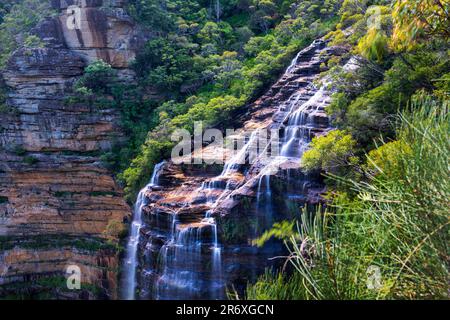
[155,220,202,299]
[122,161,165,300]
[131,38,347,300]
[280,81,330,159]
[154,213,224,299]
[154,131,262,299]
[256,174,273,221]
[199,130,259,205]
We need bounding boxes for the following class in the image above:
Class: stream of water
[125,39,339,300]
[122,161,165,300]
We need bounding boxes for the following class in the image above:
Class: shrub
[364,140,412,178]
[23,34,44,48]
[357,27,389,62]
[75,60,117,94]
[12,145,27,156]
[248,97,450,300]
[301,130,358,175]
[104,220,128,240]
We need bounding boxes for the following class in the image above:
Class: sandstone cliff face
[134,40,349,299]
[0,0,138,299]
[50,0,141,70]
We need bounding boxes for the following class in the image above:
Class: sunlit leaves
[357,27,390,62]
[302,130,358,175]
[392,0,450,51]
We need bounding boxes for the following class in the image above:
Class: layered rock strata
[0,0,139,299]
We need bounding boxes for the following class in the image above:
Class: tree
[133,36,203,94]
[357,26,389,62]
[392,0,450,51]
[127,0,175,32]
[250,0,279,33]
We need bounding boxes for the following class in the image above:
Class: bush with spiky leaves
[248,97,449,300]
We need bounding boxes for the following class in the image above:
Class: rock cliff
[0,0,139,299]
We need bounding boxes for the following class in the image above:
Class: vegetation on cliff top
[0,0,55,69]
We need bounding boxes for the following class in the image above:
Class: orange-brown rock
[0,247,119,299]
[0,0,140,299]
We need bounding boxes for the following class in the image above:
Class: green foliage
[364,140,411,178]
[127,0,207,32]
[245,271,306,300]
[104,219,128,240]
[253,221,295,247]
[0,0,55,68]
[391,0,450,51]
[23,34,44,48]
[133,36,204,94]
[12,145,26,156]
[0,1,13,24]
[0,235,117,252]
[75,60,117,95]
[220,216,254,245]
[23,155,39,165]
[328,49,449,146]
[0,78,8,113]
[357,27,389,62]
[248,97,450,299]
[246,1,449,301]
[121,139,174,202]
[434,72,450,99]
[301,130,358,176]
[323,0,449,149]
[66,61,161,180]
[0,276,104,300]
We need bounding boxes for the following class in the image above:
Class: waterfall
[200,40,330,231]
[280,76,331,159]
[155,221,202,299]
[221,130,259,177]
[256,174,272,215]
[154,213,224,300]
[210,220,222,296]
[199,130,259,205]
[215,0,221,21]
[130,38,344,300]
[286,51,302,74]
[122,161,165,300]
